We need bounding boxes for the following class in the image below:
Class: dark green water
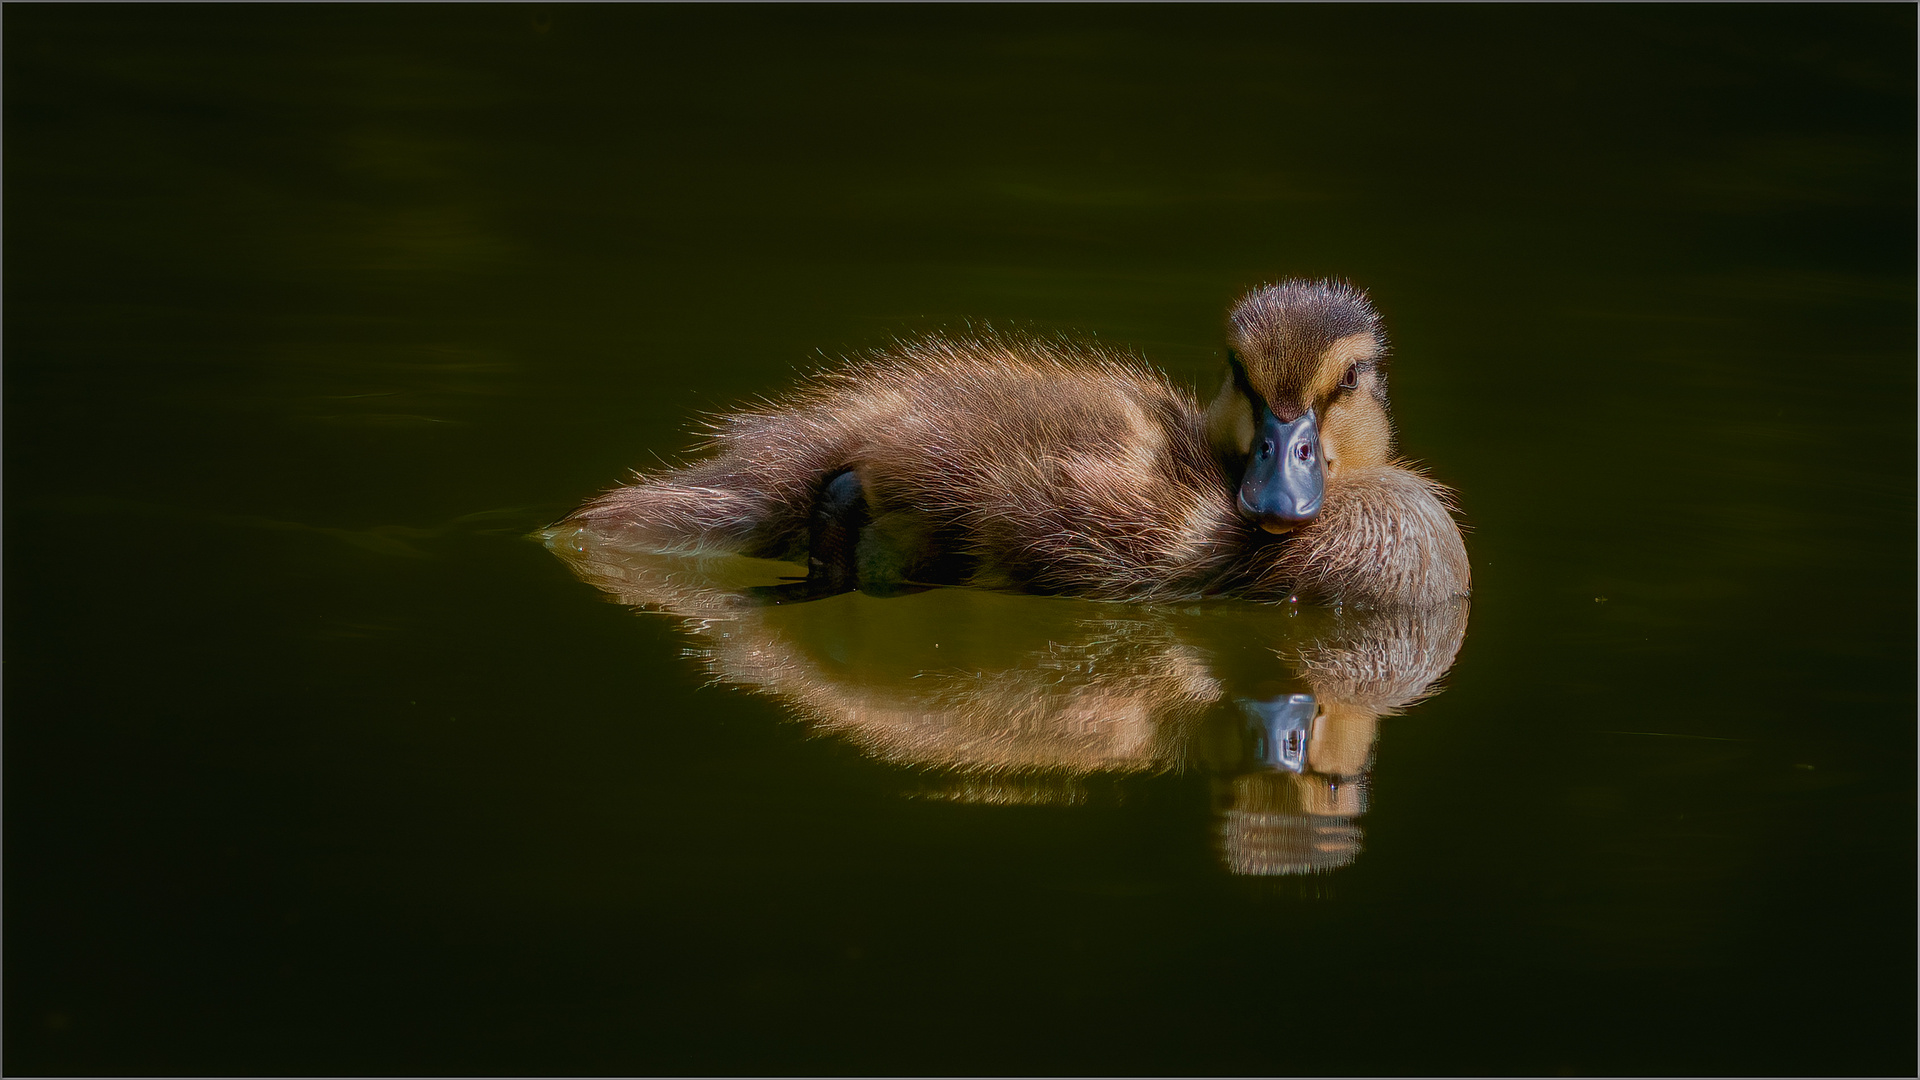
[6,6,1914,1075]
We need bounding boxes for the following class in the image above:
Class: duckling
[557,279,1469,607]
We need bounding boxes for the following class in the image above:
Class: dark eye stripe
[1227,350,1258,400]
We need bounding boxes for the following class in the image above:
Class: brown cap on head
[1228,279,1387,412]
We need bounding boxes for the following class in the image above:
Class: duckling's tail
[553,457,818,560]
[552,406,862,560]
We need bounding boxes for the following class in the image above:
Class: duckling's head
[1206,279,1395,534]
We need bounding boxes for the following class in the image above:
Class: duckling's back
[561,334,1254,601]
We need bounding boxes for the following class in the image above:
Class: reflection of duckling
[560,280,1468,608]
[546,542,1469,875]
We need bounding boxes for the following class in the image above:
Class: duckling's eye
[1339,364,1359,391]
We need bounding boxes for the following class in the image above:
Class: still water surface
[6,6,1914,1075]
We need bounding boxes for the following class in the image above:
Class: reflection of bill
[546,525,1468,876]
